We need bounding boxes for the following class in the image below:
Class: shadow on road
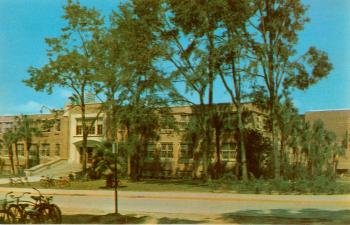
[221,208,350,224]
[62,213,149,224]
[62,213,210,224]
[157,217,206,224]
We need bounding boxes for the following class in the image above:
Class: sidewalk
[0,176,42,184]
[1,186,350,204]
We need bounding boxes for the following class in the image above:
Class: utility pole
[112,141,118,214]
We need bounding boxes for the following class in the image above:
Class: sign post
[112,141,118,214]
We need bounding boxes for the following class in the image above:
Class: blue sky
[0,0,349,115]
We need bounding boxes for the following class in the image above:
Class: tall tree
[24,0,105,173]
[216,0,257,180]
[248,0,333,179]
[160,0,229,180]
[275,94,301,177]
[110,0,175,180]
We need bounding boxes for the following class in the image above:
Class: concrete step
[27,159,82,178]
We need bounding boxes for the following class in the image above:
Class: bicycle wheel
[49,204,62,224]
[37,204,61,224]
[7,205,24,224]
[24,210,41,224]
[0,210,16,224]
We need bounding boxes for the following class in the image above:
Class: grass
[0,179,214,192]
[1,176,350,194]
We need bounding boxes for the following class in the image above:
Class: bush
[291,179,310,193]
[207,174,350,194]
[218,172,237,185]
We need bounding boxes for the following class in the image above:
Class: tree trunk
[8,147,15,175]
[25,141,31,169]
[280,133,286,178]
[237,106,248,180]
[14,143,19,175]
[215,125,221,179]
[81,101,88,175]
[272,113,281,179]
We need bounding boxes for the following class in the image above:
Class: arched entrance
[73,140,101,164]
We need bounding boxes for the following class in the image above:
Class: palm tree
[15,115,42,169]
[1,129,19,175]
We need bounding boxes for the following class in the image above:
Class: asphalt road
[53,192,350,215]
[1,188,350,223]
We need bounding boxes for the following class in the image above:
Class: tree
[160,0,228,180]
[15,115,42,169]
[248,0,333,179]
[1,129,19,174]
[110,0,176,180]
[215,0,257,180]
[245,128,273,178]
[24,0,105,174]
[275,94,301,177]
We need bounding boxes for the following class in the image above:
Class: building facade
[305,109,350,172]
[0,104,349,175]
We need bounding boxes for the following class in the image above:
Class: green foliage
[89,141,126,180]
[15,115,43,169]
[23,0,339,184]
[244,129,273,178]
[248,0,333,179]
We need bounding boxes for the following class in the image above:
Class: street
[53,191,350,215]
[2,188,349,223]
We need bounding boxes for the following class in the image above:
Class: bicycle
[7,191,32,223]
[40,176,56,188]
[7,188,62,224]
[0,191,16,223]
[29,187,62,224]
[9,177,24,186]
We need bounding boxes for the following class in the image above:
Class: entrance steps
[25,159,82,178]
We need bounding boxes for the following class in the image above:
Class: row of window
[1,143,60,157]
[0,120,61,134]
[146,143,236,161]
[75,118,104,135]
[76,124,103,135]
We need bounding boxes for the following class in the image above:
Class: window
[40,144,50,157]
[179,143,192,163]
[178,114,189,129]
[146,144,156,158]
[161,143,173,158]
[76,118,103,135]
[30,144,38,156]
[55,120,61,132]
[76,125,82,135]
[55,144,60,156]
[3,122,13,133]
[1,145,7,156]
[179,143,193,159]
[88,125,95,135]
[221,143,236,161]
[17,144,24,156]
[97,124,103,135]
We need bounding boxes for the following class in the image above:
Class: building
[0,103,348,176]
[305,109,350,172]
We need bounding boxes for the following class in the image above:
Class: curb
[1,187,350,204]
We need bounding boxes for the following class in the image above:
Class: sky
[0,0,349,115]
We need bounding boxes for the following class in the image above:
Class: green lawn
[0,179,215,193]
[1,177,350,194]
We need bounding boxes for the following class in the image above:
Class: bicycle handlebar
[5,191,14,198]
[31,187,53,203]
